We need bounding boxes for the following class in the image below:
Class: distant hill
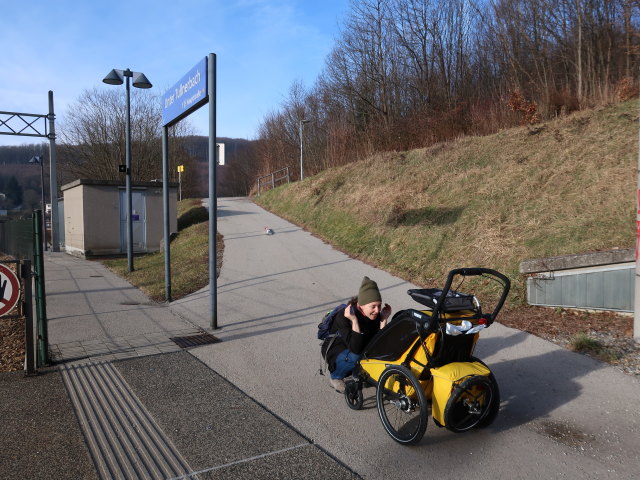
[255,101,638,305]
[0,136,259,198]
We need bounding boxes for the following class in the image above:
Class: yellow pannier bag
[430,361,490,426]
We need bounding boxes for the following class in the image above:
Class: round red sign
[0,263,20,316]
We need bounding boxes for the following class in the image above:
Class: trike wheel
[376,365,428,445]
[344,380,364,410]
[444,375,496,433]
[470,357,500,428]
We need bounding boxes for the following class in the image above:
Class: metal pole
[125,71,134,272]
[208,53,218,330]
[39,160,46,251]
[21,260,36,375]
[32,210,48,367]
[299,120,303,180]
[635,100,640,341]
[48,91,60,252]
[162,126,171,302]
[178,170,182,201]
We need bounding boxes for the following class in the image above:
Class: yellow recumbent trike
[344,268,510,445]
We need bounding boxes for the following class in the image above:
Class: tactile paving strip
[60,361,193,480]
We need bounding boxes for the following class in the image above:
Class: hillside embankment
[255,100,638,306]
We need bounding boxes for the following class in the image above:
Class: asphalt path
[173,197,640,479]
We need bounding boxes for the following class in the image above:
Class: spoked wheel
[444,375,497,433]
[344,380,364,410]
[470,357,500,428]
[376,365,428,445]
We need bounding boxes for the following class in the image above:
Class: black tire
[444,375,496,433]
[376,365,428,445]
[344,380,364,410]
[470,357,500,428]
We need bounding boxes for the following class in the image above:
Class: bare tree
[60,88,196,183]
[253,0,640,184]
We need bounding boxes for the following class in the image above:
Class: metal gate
[119,190,146,252]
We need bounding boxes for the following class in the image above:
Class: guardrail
[256,166,291,195]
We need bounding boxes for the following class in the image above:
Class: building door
[119,190,146,252]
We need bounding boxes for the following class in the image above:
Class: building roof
[61,179,179,191]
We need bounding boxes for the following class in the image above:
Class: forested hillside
[254,0,640,185]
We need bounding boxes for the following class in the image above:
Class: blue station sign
[162,57,208,126]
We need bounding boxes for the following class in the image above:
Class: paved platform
[0,252,358,480]
[3,197,640,480]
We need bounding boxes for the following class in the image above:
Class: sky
[0,0,349,147]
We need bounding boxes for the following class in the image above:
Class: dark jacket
[323,305,381,372]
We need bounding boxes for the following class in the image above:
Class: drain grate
[170,333,220,348]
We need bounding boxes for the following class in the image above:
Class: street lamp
[28,155,46,251]
[103,68,152,272]
[299,118,311,180]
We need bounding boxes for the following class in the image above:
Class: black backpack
[317,303,347,340]
[318,303,348,376]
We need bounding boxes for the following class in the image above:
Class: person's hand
[345,304,361,333]
[344,304,355,321]
[381,303,392,321]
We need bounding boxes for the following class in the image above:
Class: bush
[178,206,209,231]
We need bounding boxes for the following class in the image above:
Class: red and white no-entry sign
[0,263,20,317]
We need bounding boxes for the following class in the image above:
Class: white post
[635,107,640,341]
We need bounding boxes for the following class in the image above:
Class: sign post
[161,54,218,330]
[177,165,184,201]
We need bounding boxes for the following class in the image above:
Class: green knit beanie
[358,276,382,305]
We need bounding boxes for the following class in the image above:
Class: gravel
[499,306,640,377]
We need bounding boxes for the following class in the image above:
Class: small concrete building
[61,179,178,257]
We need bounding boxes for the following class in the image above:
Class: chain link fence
[0,218,34,260]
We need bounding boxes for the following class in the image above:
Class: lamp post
[103,68,152,272]
[299,118,311,180]
[28,155,46,251]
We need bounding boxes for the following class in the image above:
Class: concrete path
[4,196,639,479]
[2,249,357,479]
[169,197,640,480]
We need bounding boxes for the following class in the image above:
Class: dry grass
[102,200,222,302]
[256,100,638,305]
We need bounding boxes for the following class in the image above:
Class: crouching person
[324,276,391,393]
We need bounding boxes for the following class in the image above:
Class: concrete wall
[63,184,85,255]
[83,184,121,256]
[141,184,177,251]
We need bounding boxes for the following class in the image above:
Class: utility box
[61,179,177,257]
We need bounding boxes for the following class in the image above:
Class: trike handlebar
[436,268,511,325]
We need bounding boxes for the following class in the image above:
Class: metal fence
[256,166,291,195]
[0,211,48,372]
[0,217,34,259]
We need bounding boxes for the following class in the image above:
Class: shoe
[330,378,345,393]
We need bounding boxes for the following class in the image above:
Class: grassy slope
[255,101,638,305]
[103,199,213,301]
